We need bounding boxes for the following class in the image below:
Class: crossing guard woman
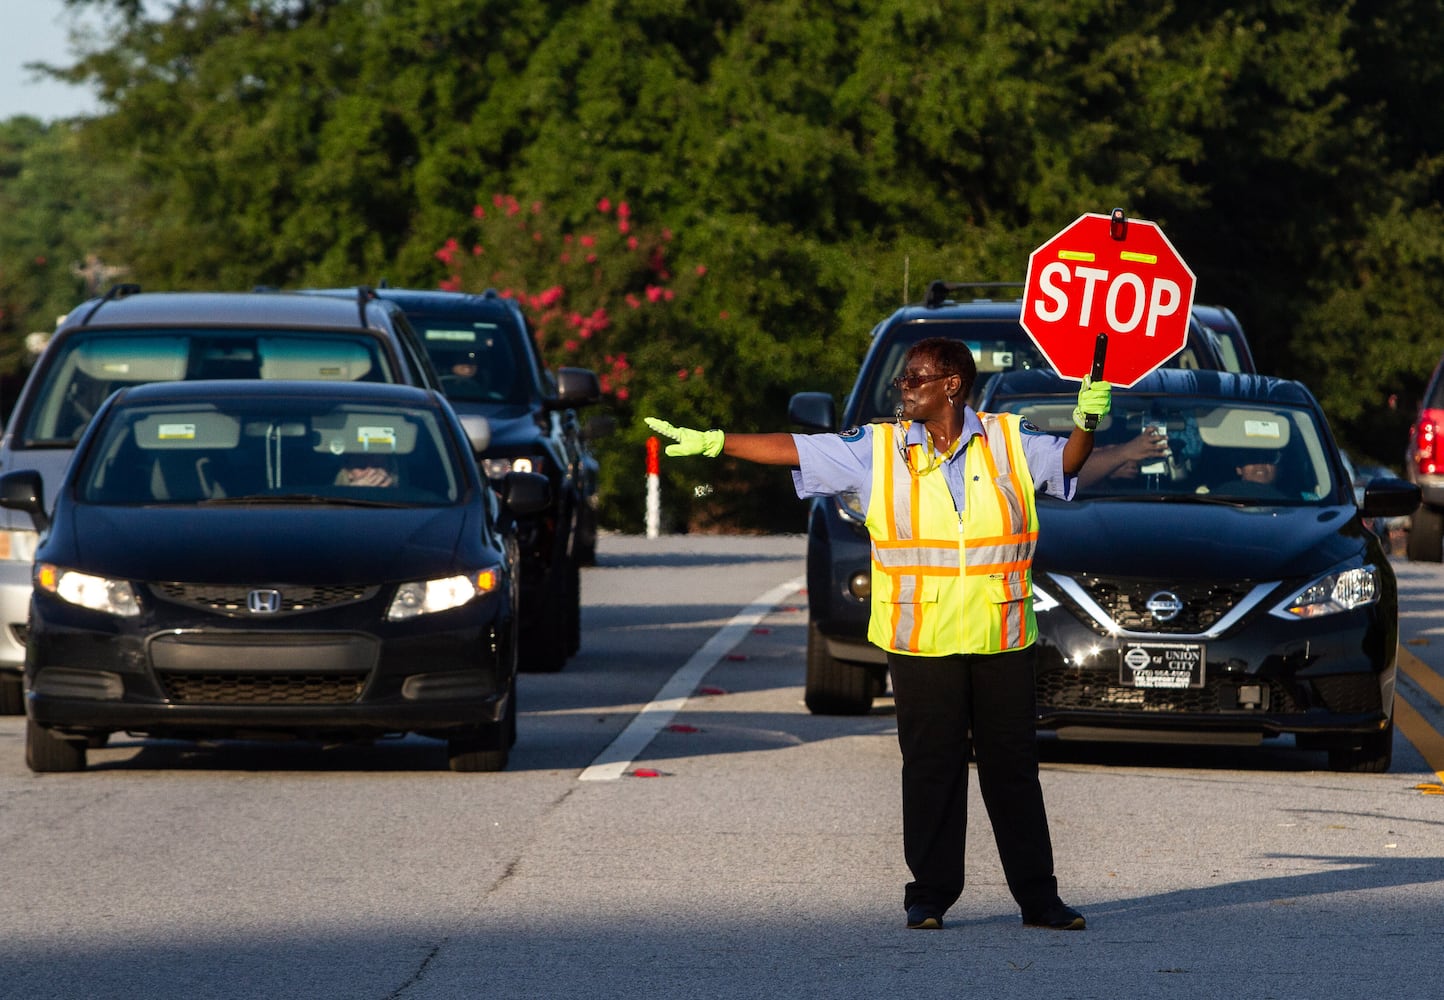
[646,336,1110,932]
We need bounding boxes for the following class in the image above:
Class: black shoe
[906,905,943,930]
[1022,900,1085,930]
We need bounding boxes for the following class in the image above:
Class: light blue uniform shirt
[789,407,1076,511]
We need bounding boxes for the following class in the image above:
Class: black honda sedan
[980,369,1420,771]
[0,380,549,773]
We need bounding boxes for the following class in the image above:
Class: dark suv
[0,285,445,713]
[786,281,1228,715]
[307,287,602,672]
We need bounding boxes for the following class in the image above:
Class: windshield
[78,397,463,507]
[20,330,394,446]
[991,394,1344,504]
[411,316,532,405]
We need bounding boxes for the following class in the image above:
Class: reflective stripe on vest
[863,414,1040,655]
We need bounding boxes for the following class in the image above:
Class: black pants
[889,646,1060,916]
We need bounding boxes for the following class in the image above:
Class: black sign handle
[1085,332,1108,431]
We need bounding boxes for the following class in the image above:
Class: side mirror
[1361,477,1421,520]
[499,470,551,516]
[0,470,49,533]
[457,414,491,455]
[788,391,836,432]
[554,367,601,408]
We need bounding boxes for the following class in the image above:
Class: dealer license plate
[1119,642,1205,689]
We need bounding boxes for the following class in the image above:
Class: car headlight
[481,456,543,478]
[0,527,39,563]
[36,563,141,617]
[1269,564,1380,619]
[387,568,500,621]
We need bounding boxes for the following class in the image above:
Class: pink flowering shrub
[433,195,707,404]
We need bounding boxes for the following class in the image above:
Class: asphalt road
[1,532,1441,1000]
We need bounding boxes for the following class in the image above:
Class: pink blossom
[531,200,543,214]
[472,204,485,219]
[625,294,641,309]
[616,387,630,401]
[564,339,579,352]
[492,193,505,208]
[580,234,596,248]
[472,244,484,256]
[645,285,662,303]
[617,201,630,219]
[597,197,612,213]
[662,228,673,241]
[627,236,639,250]
[586,253,597,264]
[664,289,675,301]
[439,275,462,292]
[618,220,630,235]
[536,285,565,308]
[695,264,707,276]
[560,252,571,264]
[677,369,689,380]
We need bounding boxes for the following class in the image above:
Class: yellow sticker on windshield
[157,423,196,440]
[356,426,397,449]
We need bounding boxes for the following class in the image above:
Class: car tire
[574,503,598,567]
[1327,718,1394,773]
[0,675,23,715]
[26,718,87,773]
[1406,505,1444,561]
[804,621,878,715]
[447,689,514,773]
[565,554,582,657]
[521,559,574,673]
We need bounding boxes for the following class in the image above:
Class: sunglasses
[890,372,955,391]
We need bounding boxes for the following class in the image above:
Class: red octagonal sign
[1021,212,1196,387]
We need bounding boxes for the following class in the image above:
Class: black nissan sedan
[0,380,549,773]
[979,369,1420,771]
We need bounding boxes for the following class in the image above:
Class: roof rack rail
[80,283,142,326]
[355,285,377,328]
[924,280,1024,309]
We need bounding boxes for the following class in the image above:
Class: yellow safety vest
[864,413,1040,656]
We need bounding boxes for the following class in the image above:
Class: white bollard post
[645,435,661,538]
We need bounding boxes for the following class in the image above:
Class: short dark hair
[905,337,977,396]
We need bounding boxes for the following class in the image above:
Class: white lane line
[578,574,806,781]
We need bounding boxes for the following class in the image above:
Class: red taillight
[1414,408,1444,474]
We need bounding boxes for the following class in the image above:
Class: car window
[996,395,1343,503]
[410,316,531,405]
[20,331,395,446]
[78,399,461,506]
[854,319,1051,423]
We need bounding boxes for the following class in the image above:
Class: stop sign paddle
[1021,209,1197,390]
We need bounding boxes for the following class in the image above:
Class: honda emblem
[247,589,282,614]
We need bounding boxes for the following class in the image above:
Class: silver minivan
[0,286,443,712]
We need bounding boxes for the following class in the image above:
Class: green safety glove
[1073,376,1112,430]
[645,416,725,458]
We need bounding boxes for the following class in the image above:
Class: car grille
[1037,665,1298,715]
[1063,576,1257,636]
[152,583,378,618]
[157,671,366,704]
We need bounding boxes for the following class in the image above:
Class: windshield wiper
[195,494,408,508]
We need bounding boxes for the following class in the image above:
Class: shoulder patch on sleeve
[838,426,865,442]
[1019,418,1048,435]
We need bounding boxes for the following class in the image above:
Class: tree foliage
[4,0,1442,528]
